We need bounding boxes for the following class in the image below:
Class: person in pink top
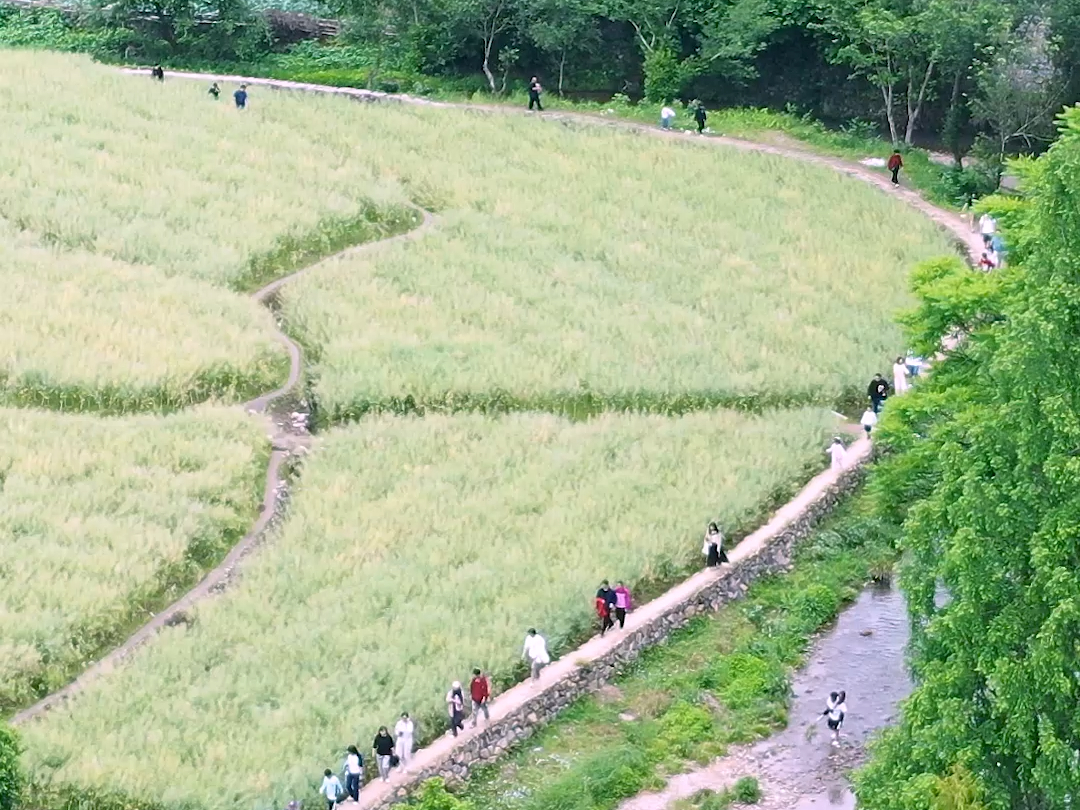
[613,581,632,629]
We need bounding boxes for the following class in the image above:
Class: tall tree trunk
[481,37,496,92]
[881,84,899,146]
[904,60,936,145]
[558,48,566,96]
[947,67,964,166]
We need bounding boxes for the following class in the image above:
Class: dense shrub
[0,727,19,810]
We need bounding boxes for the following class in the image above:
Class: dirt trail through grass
[10,206,437,725]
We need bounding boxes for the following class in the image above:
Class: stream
[620,582,912,810]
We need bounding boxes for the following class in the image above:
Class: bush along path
[123,68,984,266]
[9,206,437,726]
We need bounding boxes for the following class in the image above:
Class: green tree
[855,108,1080,810]
[523,0,599,95]
[0,725,21,810]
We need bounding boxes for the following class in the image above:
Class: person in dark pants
[867,373,890,413]
[208,82,220,99]
[614,581,632,628]
[342,745,363,801]
[151,65,164,81]
[887,150,903,185]
[693,101,707,134]
[528,77,543,111]
[595,580,616,637]
[234,84,248,109]
[319,769,343,810]
[446,681,466,736]
[703,522,728,567]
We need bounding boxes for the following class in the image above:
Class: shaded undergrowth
[453,498,898,810]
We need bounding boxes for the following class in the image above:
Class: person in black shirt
[528,77,543,111]
[372,726,395,782]
[595,580,617,637]
[867,373,890,413]
[151,65,164,82]
[693,101,707,134]
[208,82,220,99]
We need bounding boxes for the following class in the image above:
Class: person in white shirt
[446,681,465,736]
[394,712,415,769]
[979,213,996,247]
[860,408,878,438]
[827,437,847,471]
[823,690,847,745]
[892,357,909,394]
[660,106,676,130]
[341,745,363,802]
[522,628,550,681]
[319,769,343,810]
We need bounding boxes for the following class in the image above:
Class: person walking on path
[522,628,550,681]
[979,213,996,247]
[342,745,363,802]
[208,82,220,99]
[151,65,164,82]
[823,690,847,746]
[660,105,676,130]
[595,580,617,637]
[234,84,248,109]
[827,437,847,471]
[867,373,889,413]
[528,77,543,111]
[861,408,878,438]
[446,681,466,737]
[319,769,343,810]
[394,712,414,769]
[469,668,491,727]
[372,726,395,781]
[703,522,729,567]
[693,101,707,134]
[892,357,909,394]
[887,150,903,185]
[614,581,632,629]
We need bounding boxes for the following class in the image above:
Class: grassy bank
[453,498,897,810]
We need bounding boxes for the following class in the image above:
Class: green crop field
[0,49,953,810]
[0,407,268,715]
[0,220,287,412]
[20,409,835,810]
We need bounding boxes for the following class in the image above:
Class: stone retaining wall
[372,461,867,809]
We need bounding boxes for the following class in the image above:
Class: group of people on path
[594,580,634,636]
[148,68,248,108]
[319,713,418,806]
[977,213,1006,271]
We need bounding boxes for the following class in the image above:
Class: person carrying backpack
[341,745,363,801]
[887,150,903,185]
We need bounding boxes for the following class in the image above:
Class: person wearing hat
[446,681,466,736]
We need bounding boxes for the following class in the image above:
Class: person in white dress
[892,357,909,394]
[827,438,847,471]
[861,408,878,438]
[394,712,414,769]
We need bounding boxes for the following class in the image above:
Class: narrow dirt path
[11,207,437,725]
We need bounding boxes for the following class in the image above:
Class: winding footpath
[16,68,985,805]
[11,206,437,725]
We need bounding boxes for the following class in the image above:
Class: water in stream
[620,582,911,810]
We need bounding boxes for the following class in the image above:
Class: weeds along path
[11,206,438,726]
[124,68,984,265]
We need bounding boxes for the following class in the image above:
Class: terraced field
[0,50,953,810]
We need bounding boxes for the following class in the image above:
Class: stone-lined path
[17,68,984,808]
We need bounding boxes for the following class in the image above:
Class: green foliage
[856,106,1080,810]
[642,46,690,102]
[731,776,761,804]
[411,780,475,810]
[0,726,20,810]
